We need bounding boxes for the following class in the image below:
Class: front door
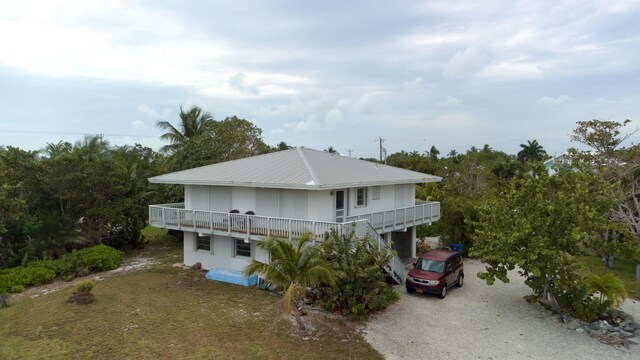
[335,190,345,222]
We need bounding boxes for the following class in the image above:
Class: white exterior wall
[185,183,416,221]
[231,187,256,213]
[347,184,415,217]
[308,190,333,222]
[183,231,269,271]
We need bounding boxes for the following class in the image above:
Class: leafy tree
[569,119,640,269]
[324,146,337,154]
[517,140,546,163]
[471,164,624,316]
[245,234,335,330]
[316,229,399,320]
[156,105,214,153]
[428,146,440,160]
[276,141,293,151]
[169,116,271,171]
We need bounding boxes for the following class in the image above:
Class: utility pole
[347,149,353,158]
[378,136,385,162]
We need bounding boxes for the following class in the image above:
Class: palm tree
[156,105,214,153]
[584,272,627,308]
[245,234,336,330]
[517,139,546,163]
[41,140,72,158]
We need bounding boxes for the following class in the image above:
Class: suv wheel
[438,285,447,299]
[456,273,464,288]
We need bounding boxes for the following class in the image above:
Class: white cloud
[433,112,478,129]
[437,96,463,108]
[130,119,147,130]
[442,48,489,78]
[324,108,344,126]
[228,72,259,95]
[537,95,570,106]
[355,92,385,115]
[479,59,545,80]
[137,104,160,118]
[285,116,321,133]
[403,77,425,91]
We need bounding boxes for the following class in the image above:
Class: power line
[0,129,159,139]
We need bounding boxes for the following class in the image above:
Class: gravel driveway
[364,259,640,360]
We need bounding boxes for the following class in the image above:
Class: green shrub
[26,259,69,276]
[76,280,94,293]
[10,285,25,293]
[62,244,124,276]
[0,266,56,293]
[25,267,57,286]
[316,229,399,321]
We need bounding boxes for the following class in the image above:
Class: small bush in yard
[63,244,124,276]
[76,280,94,294]
[316,229,399,321]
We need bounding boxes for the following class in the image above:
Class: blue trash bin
[449,243,462,252]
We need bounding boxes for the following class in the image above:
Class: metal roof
[148,148,442,190]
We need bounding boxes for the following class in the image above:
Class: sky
[0,0,639,159]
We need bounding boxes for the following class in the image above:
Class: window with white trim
[196,235,211,252]
[234,238,252,258]
[356,187,367,207]
[372,186,381,200]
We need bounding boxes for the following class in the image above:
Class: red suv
[405,249,464,299]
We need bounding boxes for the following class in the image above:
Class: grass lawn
[0,228,382,360]
[575,255,640,300]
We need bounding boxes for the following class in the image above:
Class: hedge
[0,244,125,294]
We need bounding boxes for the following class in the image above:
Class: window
[196,235,211,252]
[372,186,381,200]
[356,187,367,207]
[235,238,252,258]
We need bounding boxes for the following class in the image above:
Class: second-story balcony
[148,201,440,243]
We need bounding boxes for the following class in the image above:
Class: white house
[148,148,441,285]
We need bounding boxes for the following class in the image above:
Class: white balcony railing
[148,201,441,284]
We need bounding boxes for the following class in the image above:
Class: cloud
[434,112,478,129]
[479,59,545,80]
[437,96,463,108]
[355,92,385,114]
[137,104,160,118]
[537,95,570,106]
[228,72,259,95]
[403,77,425,91]
[285,116,321,133]
[324,108,344,126]
[130,119,147,130]
[442,48,488,78]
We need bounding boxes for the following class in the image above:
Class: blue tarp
[205,268,259,287]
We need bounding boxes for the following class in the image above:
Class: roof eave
[148,176,442,190]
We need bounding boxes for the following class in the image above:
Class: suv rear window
[415,258,445,273]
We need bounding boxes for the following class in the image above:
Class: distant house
[148,148,441,284]
[544,153,572,174]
